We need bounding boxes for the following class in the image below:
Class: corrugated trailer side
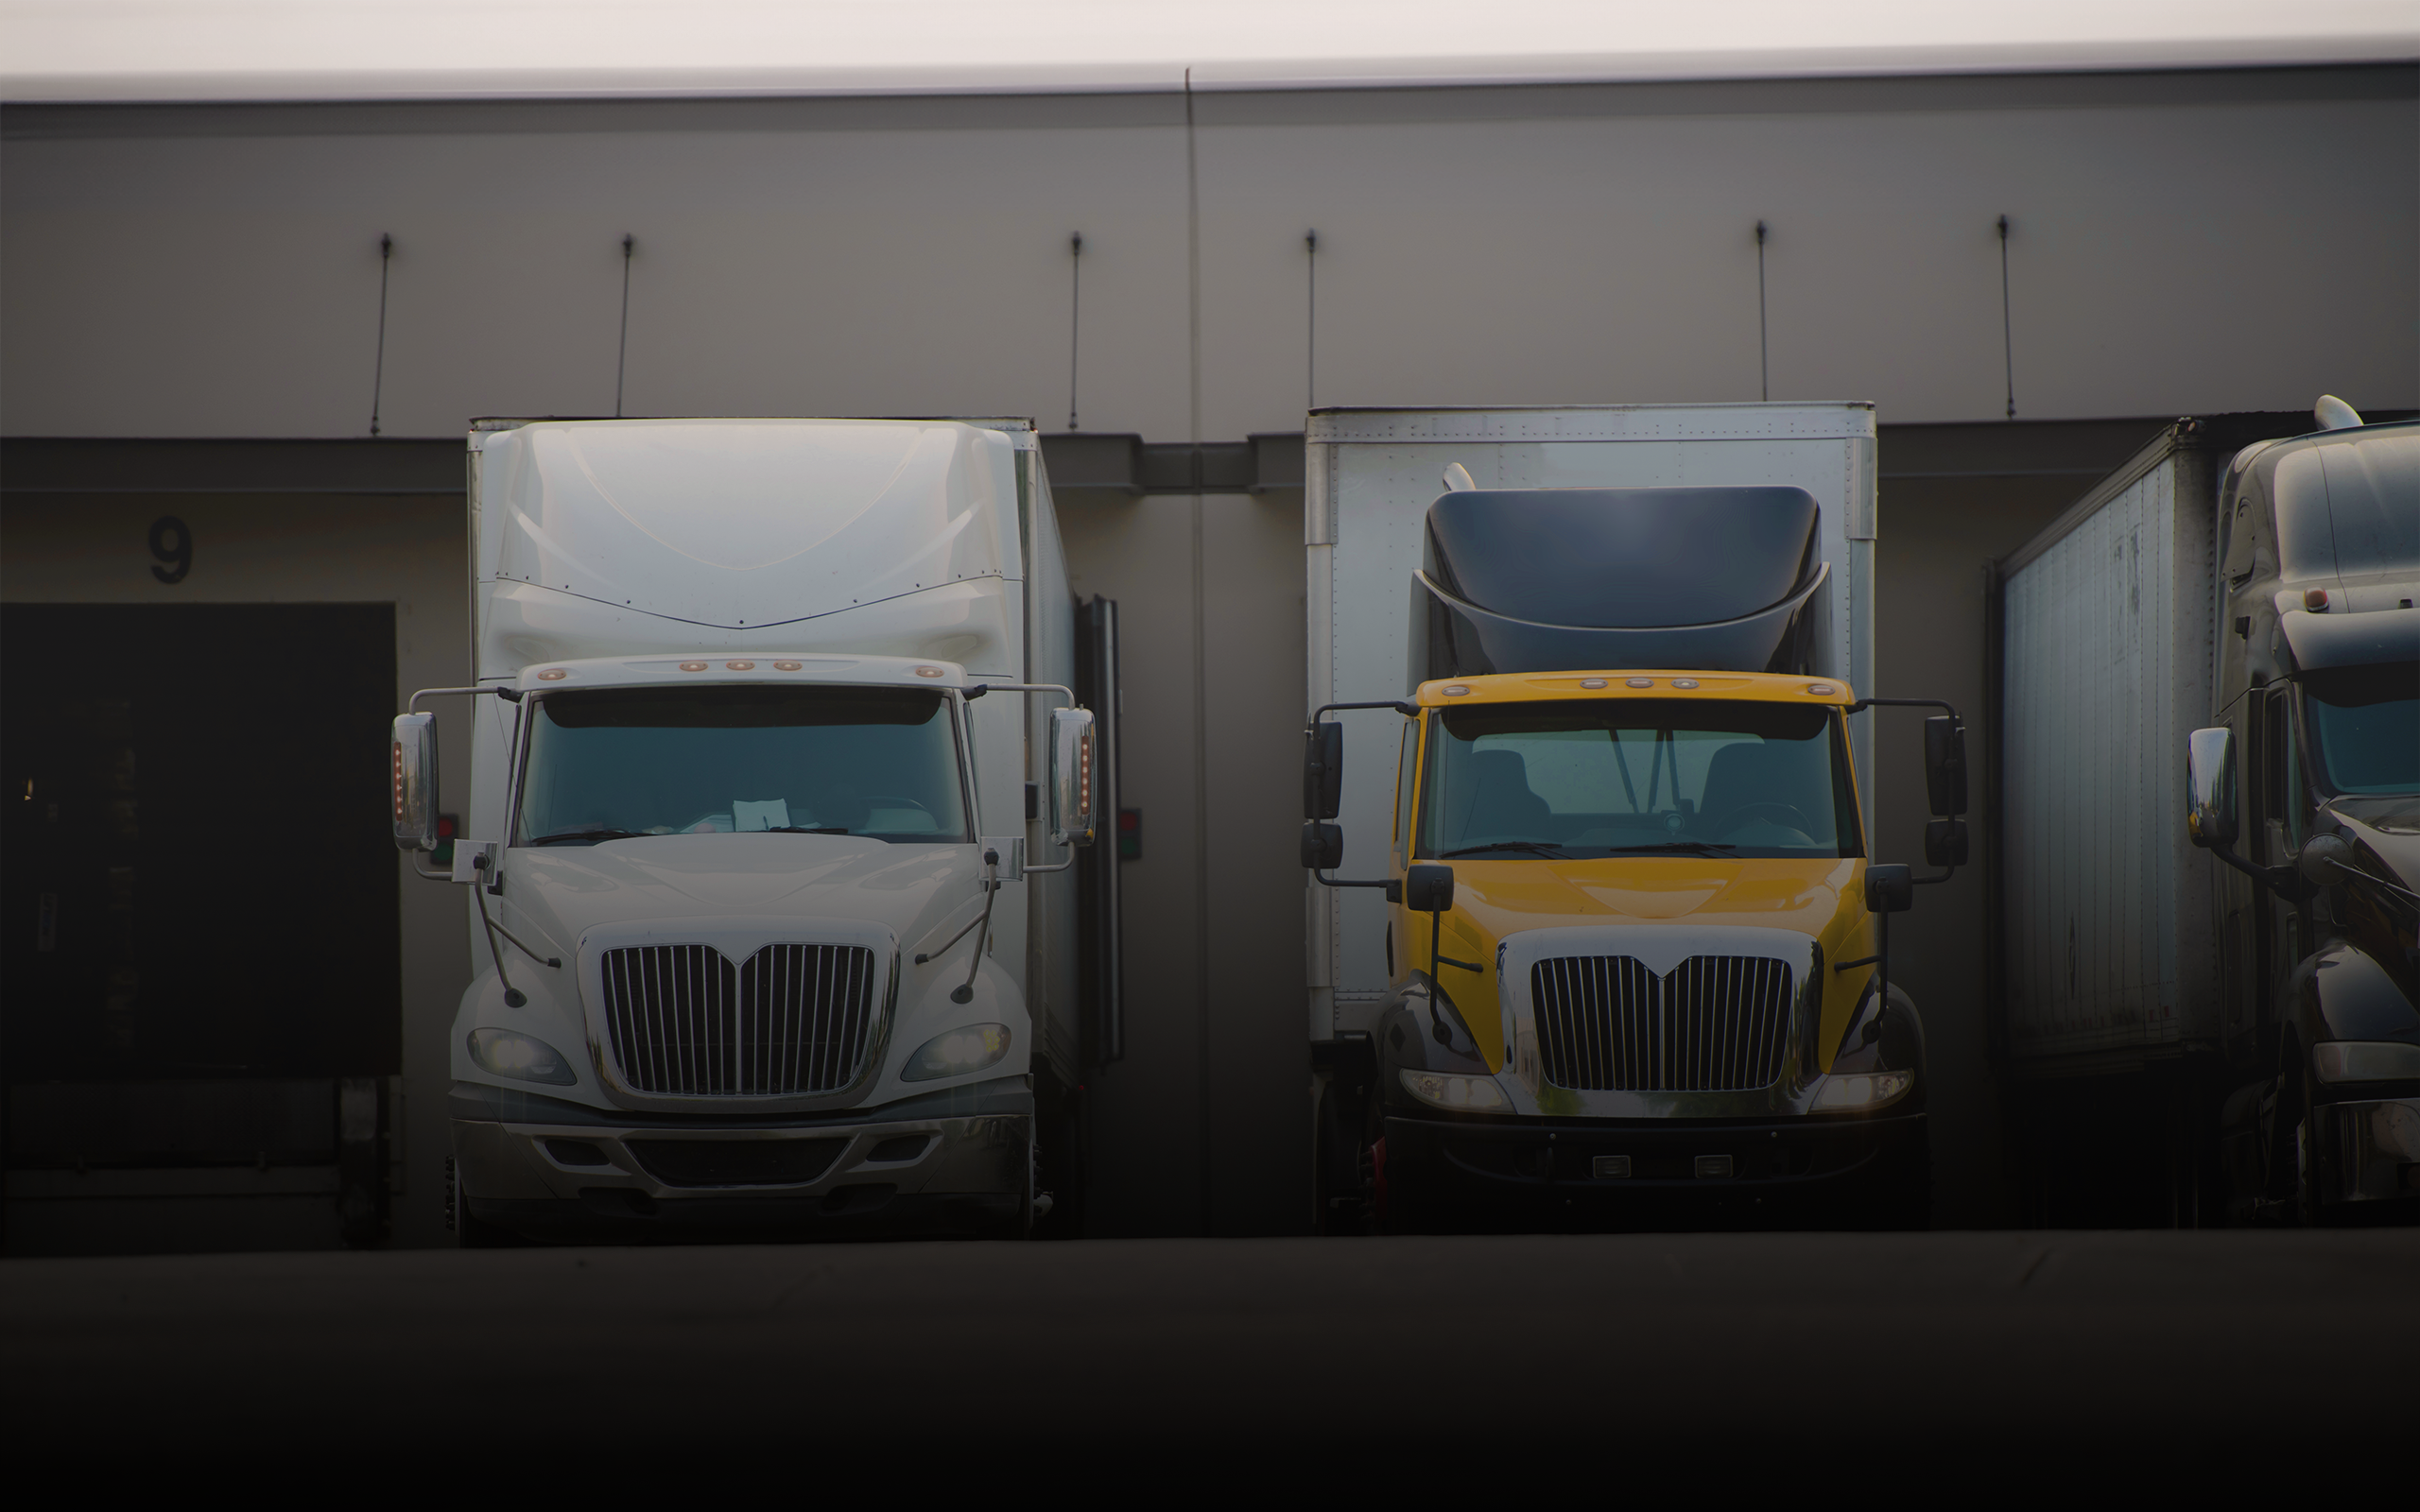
[1996,424,2221,1072]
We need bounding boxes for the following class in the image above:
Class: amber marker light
[1443,684,1471,696]
[1627,678,1653,688]
[1807,683,1836,696]
[536,669,568,681]
[1671,679,1700,689]
[725,661,755,671]
[914,666,946,679]
[679,662,708,672]
[1580,679,1607,689]
[772,661,803,672]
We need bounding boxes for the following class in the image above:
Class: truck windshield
[514,685,970,845]
[2302,664,2420,797]
[1417,698,1859,859]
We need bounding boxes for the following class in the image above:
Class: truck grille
[1530,955,1794,1092]
[598,943,881,1097]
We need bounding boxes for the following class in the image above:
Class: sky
[2,0,2412,101]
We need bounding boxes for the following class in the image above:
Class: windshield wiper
[527,829,648,846]
[761,826,851,835]
[1600,841,1738,857]
[1440,840,1572,859]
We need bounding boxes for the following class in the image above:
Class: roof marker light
[1626,678,1654,689]
[1443,684,1471,696]
[914,666,946,679]
[772,661,804,672]
[1580,679,1607,690]
[536,669,568,681]
[725,661,755,671]
[1807,683,1836,696]
[679,662,708,672]
[1671,679,1700,690]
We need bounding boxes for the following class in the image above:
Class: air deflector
[1410,486,1827,687]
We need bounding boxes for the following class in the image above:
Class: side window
[1392,719,1418,866]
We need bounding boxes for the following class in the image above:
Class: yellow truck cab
[1300,411,1968,1230]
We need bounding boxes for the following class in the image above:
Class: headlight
[467,1028,576,1086]
[2313,1040,2420,1084]
[903,1022,1011,1082]
[1813,1069,1913,1110]
[1400,1068,1509,1112]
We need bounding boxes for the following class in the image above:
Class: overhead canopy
[3,1,2408,102]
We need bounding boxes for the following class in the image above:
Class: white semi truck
[391,418,1118,1244]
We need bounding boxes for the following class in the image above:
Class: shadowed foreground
[7,1230,2412,1473]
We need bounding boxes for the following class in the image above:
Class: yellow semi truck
[1301,405,1966,1229]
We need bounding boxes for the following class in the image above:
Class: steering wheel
[1706,801,1812,837]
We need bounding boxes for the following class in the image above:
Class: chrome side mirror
[391,712,439,852]
[1048,706,1097,847]
[2186,727,2238,850]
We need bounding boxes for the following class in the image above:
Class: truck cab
[1306,462,1964,1229]
[389,418,1113,1244]
[2187,408,2420,1220]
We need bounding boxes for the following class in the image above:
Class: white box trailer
[1993,421,2225,1070]
[1303,404,1879,1043]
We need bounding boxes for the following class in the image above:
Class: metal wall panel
[2000,446,2216,1060]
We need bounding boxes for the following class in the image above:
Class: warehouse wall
[3,70,2412,442]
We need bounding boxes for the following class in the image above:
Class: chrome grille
[1530,954,1794,1091]
[599,943,880,1096]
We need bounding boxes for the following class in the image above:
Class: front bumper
[1386,1110,1926,1205]
[2323,1096,2420,1205]
[450,1080,1028,1241]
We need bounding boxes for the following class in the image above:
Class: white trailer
[391,417,1115,1243]
[1303,404,1879,1045]
[1994,421,2224,1071]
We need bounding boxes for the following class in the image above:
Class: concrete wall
[3,70,2412,441]
[1059,489,1308,1236]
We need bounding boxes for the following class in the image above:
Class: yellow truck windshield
[1416,697,1860,859]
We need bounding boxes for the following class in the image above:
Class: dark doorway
[2,604,399,1249]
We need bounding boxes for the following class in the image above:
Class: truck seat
[1697,741,1825,833]
[1449,747,1556,843]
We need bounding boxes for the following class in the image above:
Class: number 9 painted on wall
[148,515,191,584]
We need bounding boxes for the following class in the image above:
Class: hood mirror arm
[915,848,1002,1005]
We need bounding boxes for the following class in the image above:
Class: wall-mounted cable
[1067,232,1083,430]
[1754,220,1770,403]
[1305,230,1320,410]
[614,233,635,419]
[1997,215,2015,419]
[369,233,392,437]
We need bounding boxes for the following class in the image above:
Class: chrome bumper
[2325,1096,2420,1205]
[452,1104,1027,1207]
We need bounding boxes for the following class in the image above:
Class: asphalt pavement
[6,1229,2413,1478]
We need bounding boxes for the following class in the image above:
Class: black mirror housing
[1924,818,1969,868]
[1301,821,1344,870]
[1304,722,1343,820]
[1923,715,1967,817]
[1404,863,1455,913]
[1866,864,1914,914]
